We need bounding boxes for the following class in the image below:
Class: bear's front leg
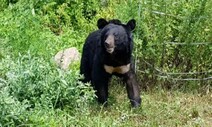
[94,80,109,106]
[123,70,141,107]
[92,60,111,106]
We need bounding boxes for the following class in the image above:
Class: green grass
[14,83,210,127]
[82,83,211,127]
[22,83,211,127]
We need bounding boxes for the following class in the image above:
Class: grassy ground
[86,83,212,127]
[9,84,211,127]
[1,84,209,127]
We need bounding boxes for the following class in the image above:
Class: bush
[3,53,94,108]
[0,0,98,58]
[0,53,95,126]
[0,84,29,126]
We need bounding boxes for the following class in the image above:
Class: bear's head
[98,18,136,56]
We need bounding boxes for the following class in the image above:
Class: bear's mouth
[106,47,114,54]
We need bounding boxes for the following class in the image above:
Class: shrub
[0,84,29,126]
[3,53,94,108]
[0,53,95,126]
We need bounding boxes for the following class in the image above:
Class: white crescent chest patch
[104,64,130,74]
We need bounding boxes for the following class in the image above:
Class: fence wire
[136,0,212,83]
[138,60,212,81]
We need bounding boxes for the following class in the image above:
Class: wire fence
[136,1,212,85]
[137,60,212,81]
[165,42,212,45]
[136,42,212,83]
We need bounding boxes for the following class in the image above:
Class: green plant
[0,0,211,126]
[0,52,95,126]
[0,80,29,126]
[3,53,94,108]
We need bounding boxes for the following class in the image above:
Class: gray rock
[54,47,80,70]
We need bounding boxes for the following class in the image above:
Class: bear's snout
[104,42,110,48]
[105,35,115,53]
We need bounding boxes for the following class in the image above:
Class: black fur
[80,18,141,107]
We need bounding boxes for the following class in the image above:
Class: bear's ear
[126,19,136,31]
[97,18,108,29]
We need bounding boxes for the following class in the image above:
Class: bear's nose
[104,42,110,48]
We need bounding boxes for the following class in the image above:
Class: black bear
[80,18,141,107]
